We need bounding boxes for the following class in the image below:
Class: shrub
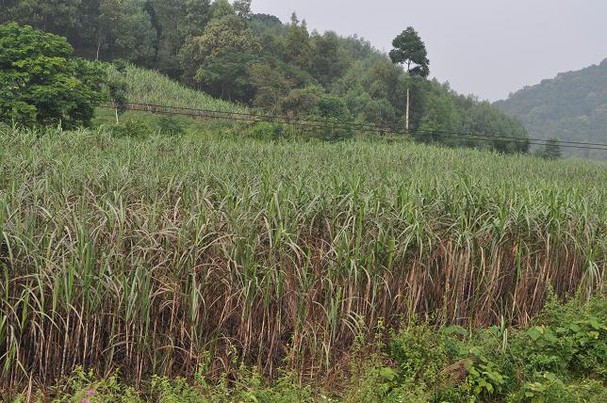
[250,121,285,140]
[0,23,106,128]
[155,115,187,136]
[110,118,150,138]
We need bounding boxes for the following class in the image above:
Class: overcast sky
[250,0,607,101]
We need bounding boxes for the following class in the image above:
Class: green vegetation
[1,2,606,401]
[10,296,607,401]
[106,63,246,113]
[0,23,105,128]
[14,294,607,403]
[1,123,606,400]
[537,137,563,160]
[389,26,430,132]
[389,26,430,78]
[495,58,607,160]
[1,1,529,153]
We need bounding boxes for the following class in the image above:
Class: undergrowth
[8,292,607,402]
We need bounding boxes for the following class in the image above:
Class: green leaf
[379,367,396,382]
[543,372,557,382]
[527,326,543,341]
[543,331,558,343]
[588,318,603,330]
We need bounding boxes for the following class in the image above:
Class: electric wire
[99,102,607,152]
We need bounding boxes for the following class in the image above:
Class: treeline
[495,59,607,159]
[0,0,529,152]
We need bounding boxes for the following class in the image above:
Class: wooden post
[405,86,410,133]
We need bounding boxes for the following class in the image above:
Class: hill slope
[108,64,245,113]
[494,58,607,159]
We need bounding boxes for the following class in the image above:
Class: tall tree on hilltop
[95,0,156,64]
[233,0,252,20]
[284,13,312,71]
[147,0,211,78]
[209,0,234,19]
[389,26,429,132]
[179,3,261,101]
[183,0,212,34]
[310,31,350,89]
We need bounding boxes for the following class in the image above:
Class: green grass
[106,64,246,113]
[1,124,606,398]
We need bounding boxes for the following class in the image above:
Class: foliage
[49,366,141,403]
[389,26,430,78]
[193,50,259,102]
[383,294,607,402]
[280,86,322,119]
[510,291,607,380]
[283,14,313,70]
[155,115,187,136]
[1,3,529,152]
[248,61,293,112]
[458,101,530,153]
[495,58,607,159]
[104,63,244,113]
[96,0,157,65]
[388,322,450,387]
[250,122,287,140]
[233,0,253,20]
[109,117,150,138]
[147,0,212,78]
[314,95,353,140]
[537,137,562,160]
[309,31,351,89]
[0,22,106,128]
[179,8,261,101]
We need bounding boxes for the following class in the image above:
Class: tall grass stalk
[1,125,606,393]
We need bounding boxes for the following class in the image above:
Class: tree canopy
[389,26,430,78]
[0,22,106,128]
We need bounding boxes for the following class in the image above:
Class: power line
[99,103,607,153]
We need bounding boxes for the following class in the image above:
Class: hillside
[1,1,529,154]
[108,64,246,113]
[495,58,607,159]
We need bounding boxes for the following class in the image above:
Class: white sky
[250,0,607,101]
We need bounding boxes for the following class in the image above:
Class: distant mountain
[494,59,607,159]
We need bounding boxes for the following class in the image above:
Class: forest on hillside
[0,0,530,153]
[495,59,607,159]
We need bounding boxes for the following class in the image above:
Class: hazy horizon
[251,0,607,102]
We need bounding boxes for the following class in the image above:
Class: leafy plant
[0,23,106,128]
[155,116,187,136]
[110,118,150,138]
[463,348,507,399]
